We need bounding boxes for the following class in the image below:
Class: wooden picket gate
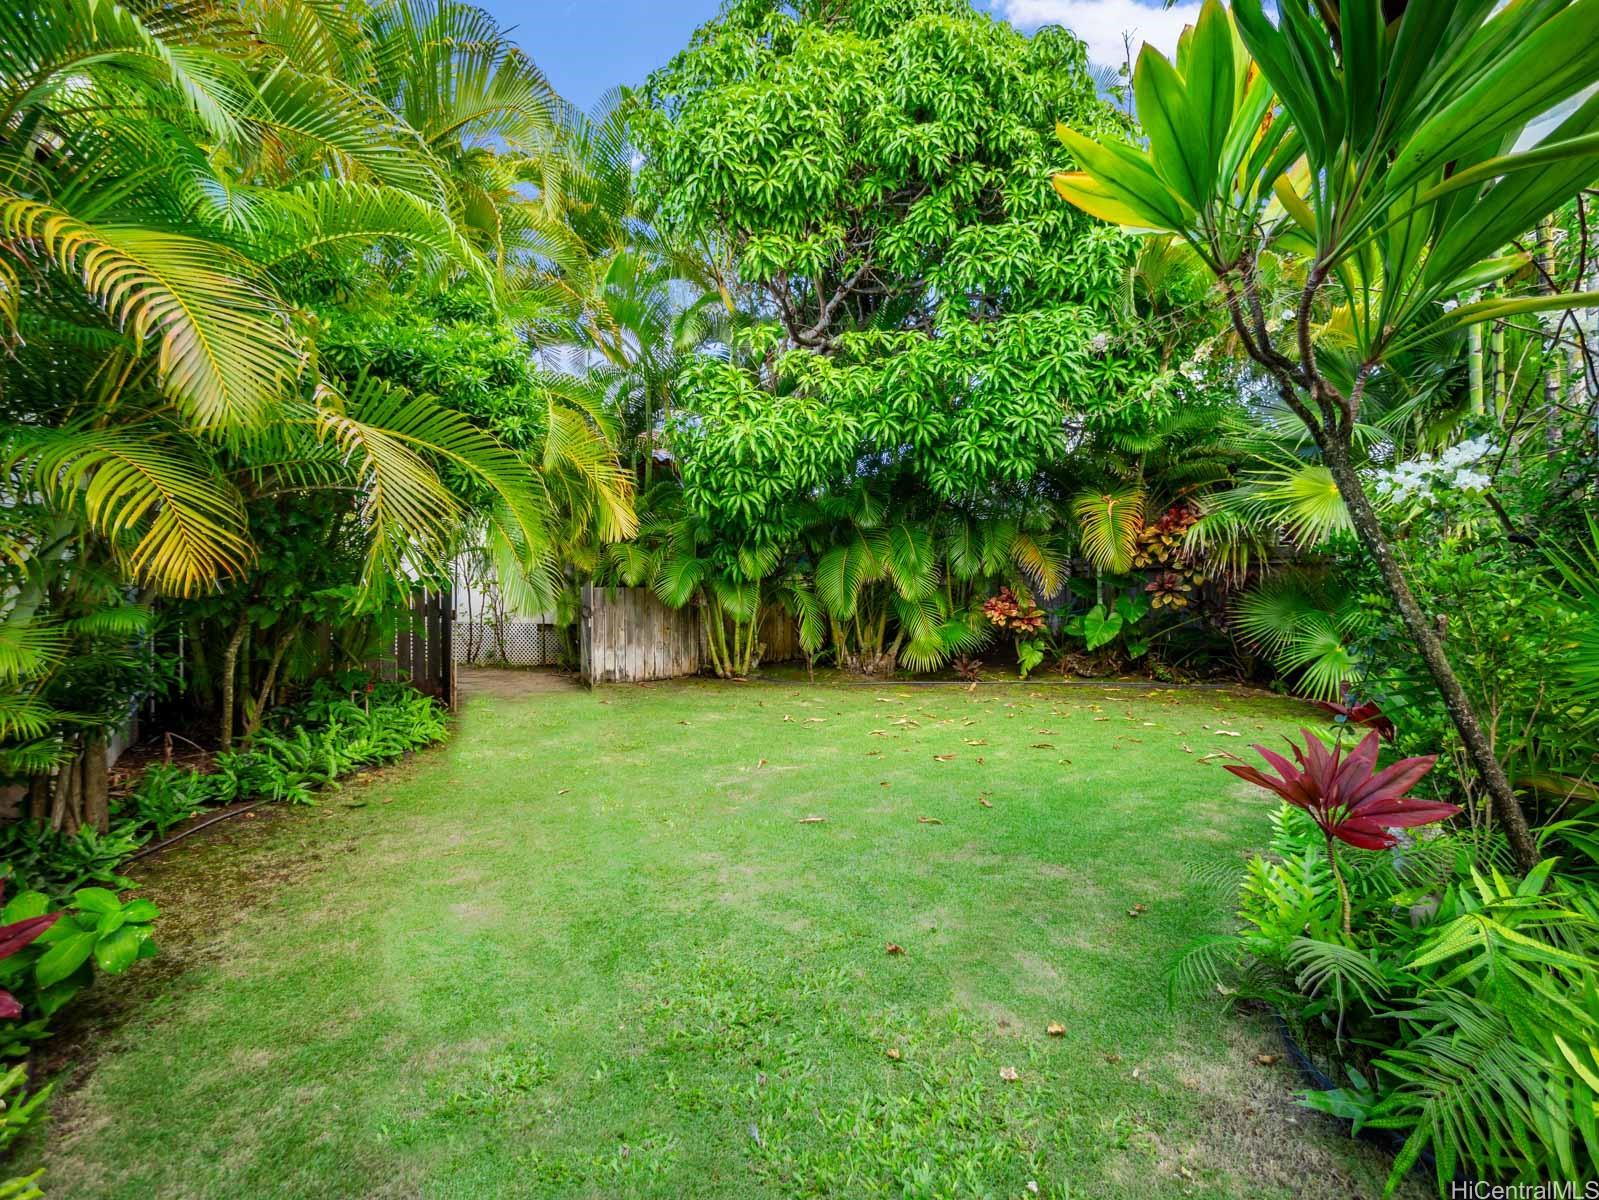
[371,588,457,708]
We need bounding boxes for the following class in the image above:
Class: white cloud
[989,0,1202,67]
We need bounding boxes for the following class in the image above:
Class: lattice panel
[454,620,561,666]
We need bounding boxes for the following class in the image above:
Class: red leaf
[0,990,18,1020]
[1227,729,1447,850]
[0,912,60,960]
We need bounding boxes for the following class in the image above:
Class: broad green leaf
[1133,46,1209,209]
[1051,174,1170,233]
[92,926,149,975]
[1340,0,1384,146]
[121,900,159,923]
[1082,606,1123,651]
[1055,126,1192,232]
[71,887,121,916]
[0,892,51,924]
[34,930,96,989]
[1186,0,1237,189]
[1394,291,1599,354]
[1390,0,1599,195]
[1233,0,1328,165]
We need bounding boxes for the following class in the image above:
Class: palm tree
[1,0,635,818]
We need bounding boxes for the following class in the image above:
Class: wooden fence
[579,585,700,684]
[578,586,807,684]
[371,588,456,708]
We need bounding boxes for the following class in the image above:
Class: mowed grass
[37,677,1404,1199]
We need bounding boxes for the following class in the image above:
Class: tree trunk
[82,732,109,834]
[50,737,82,835]
[219,617,248,752]
[1320,439,1539,870]
[26,774,49,822]
[244,629,294,744]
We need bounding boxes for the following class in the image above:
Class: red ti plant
[0,886,60,1019]
[1225,730,1457,937]
[1314,699,1397,742]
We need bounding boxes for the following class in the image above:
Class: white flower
[1441,299,1459,312]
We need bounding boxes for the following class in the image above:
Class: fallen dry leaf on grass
[885,942,905,955]
[978,798,993,809]
[1046,1022,1066,1037]
[1128,903,1148,917]
[756,758,767,768]
[964,738,987,746]
[885,1047,902,1061]
[1256,1054,1281,1067]
[558,788,571,795]
[1030,743,1054,749]
[917,815,943,825]
[999,1066,1020,1082]
[933,754,955,762]
[798,815,826,824]
[1216,729,1242,737]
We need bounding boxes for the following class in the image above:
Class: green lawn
[38,676,1405,1198]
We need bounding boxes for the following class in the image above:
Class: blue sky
[482,0,1201,112]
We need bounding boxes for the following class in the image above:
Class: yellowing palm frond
[1073,487,1145,573]
[1,200,302,428]
[7,425,252,594]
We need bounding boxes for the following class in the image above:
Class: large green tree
[636,0,1180,527]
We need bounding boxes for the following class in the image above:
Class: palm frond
[0,200,301,429]
[1072,487,1145,573]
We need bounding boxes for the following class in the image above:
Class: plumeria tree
[1052,0,1599,870]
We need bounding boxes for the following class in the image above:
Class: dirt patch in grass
[1149,1021,1429,1199]
[458,666,582,700]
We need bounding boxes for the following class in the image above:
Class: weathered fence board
[580,585,701,684]
[757,608,803,664]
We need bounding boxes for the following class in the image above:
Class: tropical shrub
[0,882,153,1059]
[1051,0,1599,870]
[981,588,1047,679]
[1224,730,1453,934]
[1175,800,1598,1193]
